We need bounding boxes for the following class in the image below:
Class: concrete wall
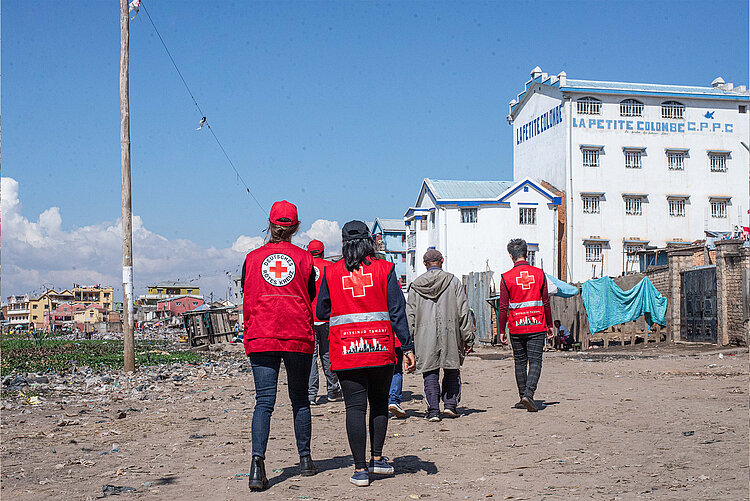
[715,241,749,345]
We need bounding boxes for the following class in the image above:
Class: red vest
[312,257,331,323]
[501,263,547,335]
[243,241,314,355]
[325,258,397,370]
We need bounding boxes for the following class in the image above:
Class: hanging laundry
[581,276,667,334]
[128,0,141,20]
[196,117,207,130]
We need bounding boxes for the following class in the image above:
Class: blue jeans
[389,349,403,405]
[249,351,313,459]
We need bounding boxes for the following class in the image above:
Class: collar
[513,260,529,267]
[428,266,442,271]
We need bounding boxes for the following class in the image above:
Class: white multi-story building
[509,67,750,282]
[6,294,31,329]
[404,178,561,286]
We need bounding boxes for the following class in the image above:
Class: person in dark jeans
[497,239,553,412]
[388,348,406,417]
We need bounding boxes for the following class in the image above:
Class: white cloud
[1,177,343,301]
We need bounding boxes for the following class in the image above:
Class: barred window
[667,150,686,170]
[624,149,643,169]
[527,250,536,267]
[460,208,477,224]
[585,244,603,262]
[711,200,728,218]
[420,218,427,230]
[625,244,644,264]
[669,198,686,217]
[620,99,643,117]
[519,207,537,225]
[582,196,600,214]
[624,197,643,215]
[661,101,685,119]
[582,148,600,167]
[709,152,728,172]
[577,97,601,115]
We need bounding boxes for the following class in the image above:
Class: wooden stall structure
[182,307,234,347]
[463,271,495,344]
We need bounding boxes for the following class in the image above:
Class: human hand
[546,327,554,340]
[464,345,474,355]
[499,331,508,345]
[403,351,416,373]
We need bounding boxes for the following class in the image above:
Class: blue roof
[372,218,406,233]
[425,179,515,200]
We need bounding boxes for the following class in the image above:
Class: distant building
[404,178,561,286]
[156,295,205,318]
[508,66,749,281]
[6,295,31,329]
[29,289,75,329]
[73,284,114,311]
[74,304,106,326]
[44,303,76,331]
[371,218,408,285]
[138,281,201,306]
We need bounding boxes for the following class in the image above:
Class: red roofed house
[156,295,204,318]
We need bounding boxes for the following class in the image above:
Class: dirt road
[2,343,747,500]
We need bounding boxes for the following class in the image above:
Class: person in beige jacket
[406,249,474,422]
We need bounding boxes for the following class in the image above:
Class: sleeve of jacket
[497,277,509,333]
[406,285,417,346]
[540,274,553,328]
[455,277,474,346]
[387,267,413,351]
[315,269,331,321]
[308,267,317,302]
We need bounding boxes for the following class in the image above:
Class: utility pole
[120,0,135,372]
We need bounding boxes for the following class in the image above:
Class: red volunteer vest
[243,241,314,355]
[501,263,547,335]
[312,257,331,323]
[325,258,397,371]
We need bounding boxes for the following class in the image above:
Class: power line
[139,1,266,215]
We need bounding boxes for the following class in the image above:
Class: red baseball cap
[269,200,299,227]
[308,240,324,256]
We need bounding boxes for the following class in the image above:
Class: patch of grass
[1,337,200,374]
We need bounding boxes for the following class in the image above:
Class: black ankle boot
[299,455,318,476]
[248,455,269,490]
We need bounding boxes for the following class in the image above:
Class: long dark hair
[267,222,300,243]
[342,238,377,272]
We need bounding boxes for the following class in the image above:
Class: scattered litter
[682,431,694,436]
[100,484,136,497]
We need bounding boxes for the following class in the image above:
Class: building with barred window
[508,67,749,281]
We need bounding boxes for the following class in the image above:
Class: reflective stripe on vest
[509,300,543,309]
[330,311,389,327]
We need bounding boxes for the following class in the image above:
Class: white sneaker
[388,403,406,418]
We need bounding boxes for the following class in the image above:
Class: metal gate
[681,266,717,343]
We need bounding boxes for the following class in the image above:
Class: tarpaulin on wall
[546,274,579,298]
[581,276,667,334]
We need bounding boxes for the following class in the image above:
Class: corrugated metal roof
[426,179,514,200]
[373,218,406,233]
[563,78,750,97]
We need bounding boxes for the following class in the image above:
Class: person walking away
[388,347,406,418]
[242,200,319,490]
[316,221,416,487]
[497,239,553,412]
[307,239,343,404]
[407,249,474,422]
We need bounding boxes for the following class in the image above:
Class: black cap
[342,220,371,242]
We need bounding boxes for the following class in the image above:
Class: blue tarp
[581,276,667,334]
[545,274,579,298]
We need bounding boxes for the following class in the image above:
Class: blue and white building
[509,67,750,282]
[371,218,408,285]
[403,178,561,286]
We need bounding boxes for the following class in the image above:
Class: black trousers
[509,332,545,400]
[337,365,394,470]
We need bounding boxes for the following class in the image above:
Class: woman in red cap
[241,200,318,490]
[316,220,416,487]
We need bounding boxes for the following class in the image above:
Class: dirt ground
[2,343,748,500]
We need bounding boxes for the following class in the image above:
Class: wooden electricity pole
[120,0,135,372]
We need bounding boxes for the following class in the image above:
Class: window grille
[667,151,686,170]
[582,148,600,167]
[577,97,601,115]
[620,99,643,117]
[624,150,643,169]
[661,101,685,119]
[624,197,642,215]
[519,207,537,225]
[460,208,477,224]
[625,244,644,264]
[669,199,686,217]
[709,152,728,172]
[711,200,727,218]
[420,218,427,230]
[582,196,600,214]
[585,244,603,262]
[527,250,536,266]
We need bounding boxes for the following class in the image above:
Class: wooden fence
[463,271,494,343]
[183,308,234,347]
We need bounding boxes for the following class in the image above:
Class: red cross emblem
[268,260,287,279]
[342,269,374,297]
[515,270,535,290]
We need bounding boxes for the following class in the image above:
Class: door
[681,266,717,343]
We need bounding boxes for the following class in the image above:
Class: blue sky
[3,0,748,298]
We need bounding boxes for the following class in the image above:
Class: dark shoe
[513,400,526,410]
[248,455,269,490]
[521,396,539,412]
[309,397,318,406]
[350,469,370,487]
[442,407,459,418]
[327,391,344,402]
[368,456,394,475]
[426,411,441,422]
[299,455,318,477]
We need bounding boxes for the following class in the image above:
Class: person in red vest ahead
[241,200,318,490]
[316,220,416,487]
[497,238,553,413]
[307,239,343,404]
